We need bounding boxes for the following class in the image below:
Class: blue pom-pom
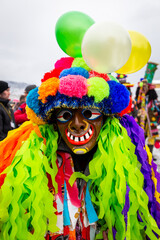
[105,81,130,113]
[59,67,89,79]
[26,87,40,114]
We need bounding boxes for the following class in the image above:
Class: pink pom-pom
[89,70,110,81]
[59,75,87,98]
[54,57,74,70]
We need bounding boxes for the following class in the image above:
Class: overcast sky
[0,0,160,96]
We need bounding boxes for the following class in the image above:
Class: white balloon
[81,21,132,73]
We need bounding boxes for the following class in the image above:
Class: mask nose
[69,113,87,133]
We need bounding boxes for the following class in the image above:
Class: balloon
[55,11,95,58]
[116,31,151,74]
[81,21,132,73]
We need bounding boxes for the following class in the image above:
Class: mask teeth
[67,126,92,143]
[80,136,85,141]
[67,132,70,137]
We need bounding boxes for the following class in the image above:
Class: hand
[103,229,109,240]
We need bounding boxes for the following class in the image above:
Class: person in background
[135,79,160,157]
[0,80,16,141]
[135,62,160,158]
[19,94,26,104]
[10,99,19,111]
[14,84,37,126]
[13,94,26,112]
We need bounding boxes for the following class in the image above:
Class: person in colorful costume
[0,56,160,240]
[135,62,160,155]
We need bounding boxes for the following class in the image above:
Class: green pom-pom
[120,74,124,78]
[87,77,110,102]
[139,82,143,87]
[108,74,119,82]
[72,57,91,71]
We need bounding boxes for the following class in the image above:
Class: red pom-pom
[41,69,62,82]
[155,140,160,149]
[54,57,74,70]
[89,70,110,82]
[119,96,132,117]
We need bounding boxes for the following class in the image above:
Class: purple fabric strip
[122,185,130,228]
[120,114,160,228]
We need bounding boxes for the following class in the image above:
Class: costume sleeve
[14,105,28,125]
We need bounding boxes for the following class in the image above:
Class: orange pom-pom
[38,77,60,103]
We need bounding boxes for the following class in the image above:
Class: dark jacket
[0,98,16,141]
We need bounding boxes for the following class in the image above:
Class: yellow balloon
[116,31,151,74]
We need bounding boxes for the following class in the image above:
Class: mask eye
[56,110,72,123]
[82,109,102,120]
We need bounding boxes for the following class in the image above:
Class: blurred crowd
[117,72,160,161]
[0,81,36,141]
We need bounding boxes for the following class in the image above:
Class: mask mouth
[65,125,94,145]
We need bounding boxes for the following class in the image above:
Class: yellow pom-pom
[26,106,46,125]
[38,77,60,103]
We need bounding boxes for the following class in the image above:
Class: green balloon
[55,11,95,58]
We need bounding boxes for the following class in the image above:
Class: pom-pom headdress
[26,57,130,124]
